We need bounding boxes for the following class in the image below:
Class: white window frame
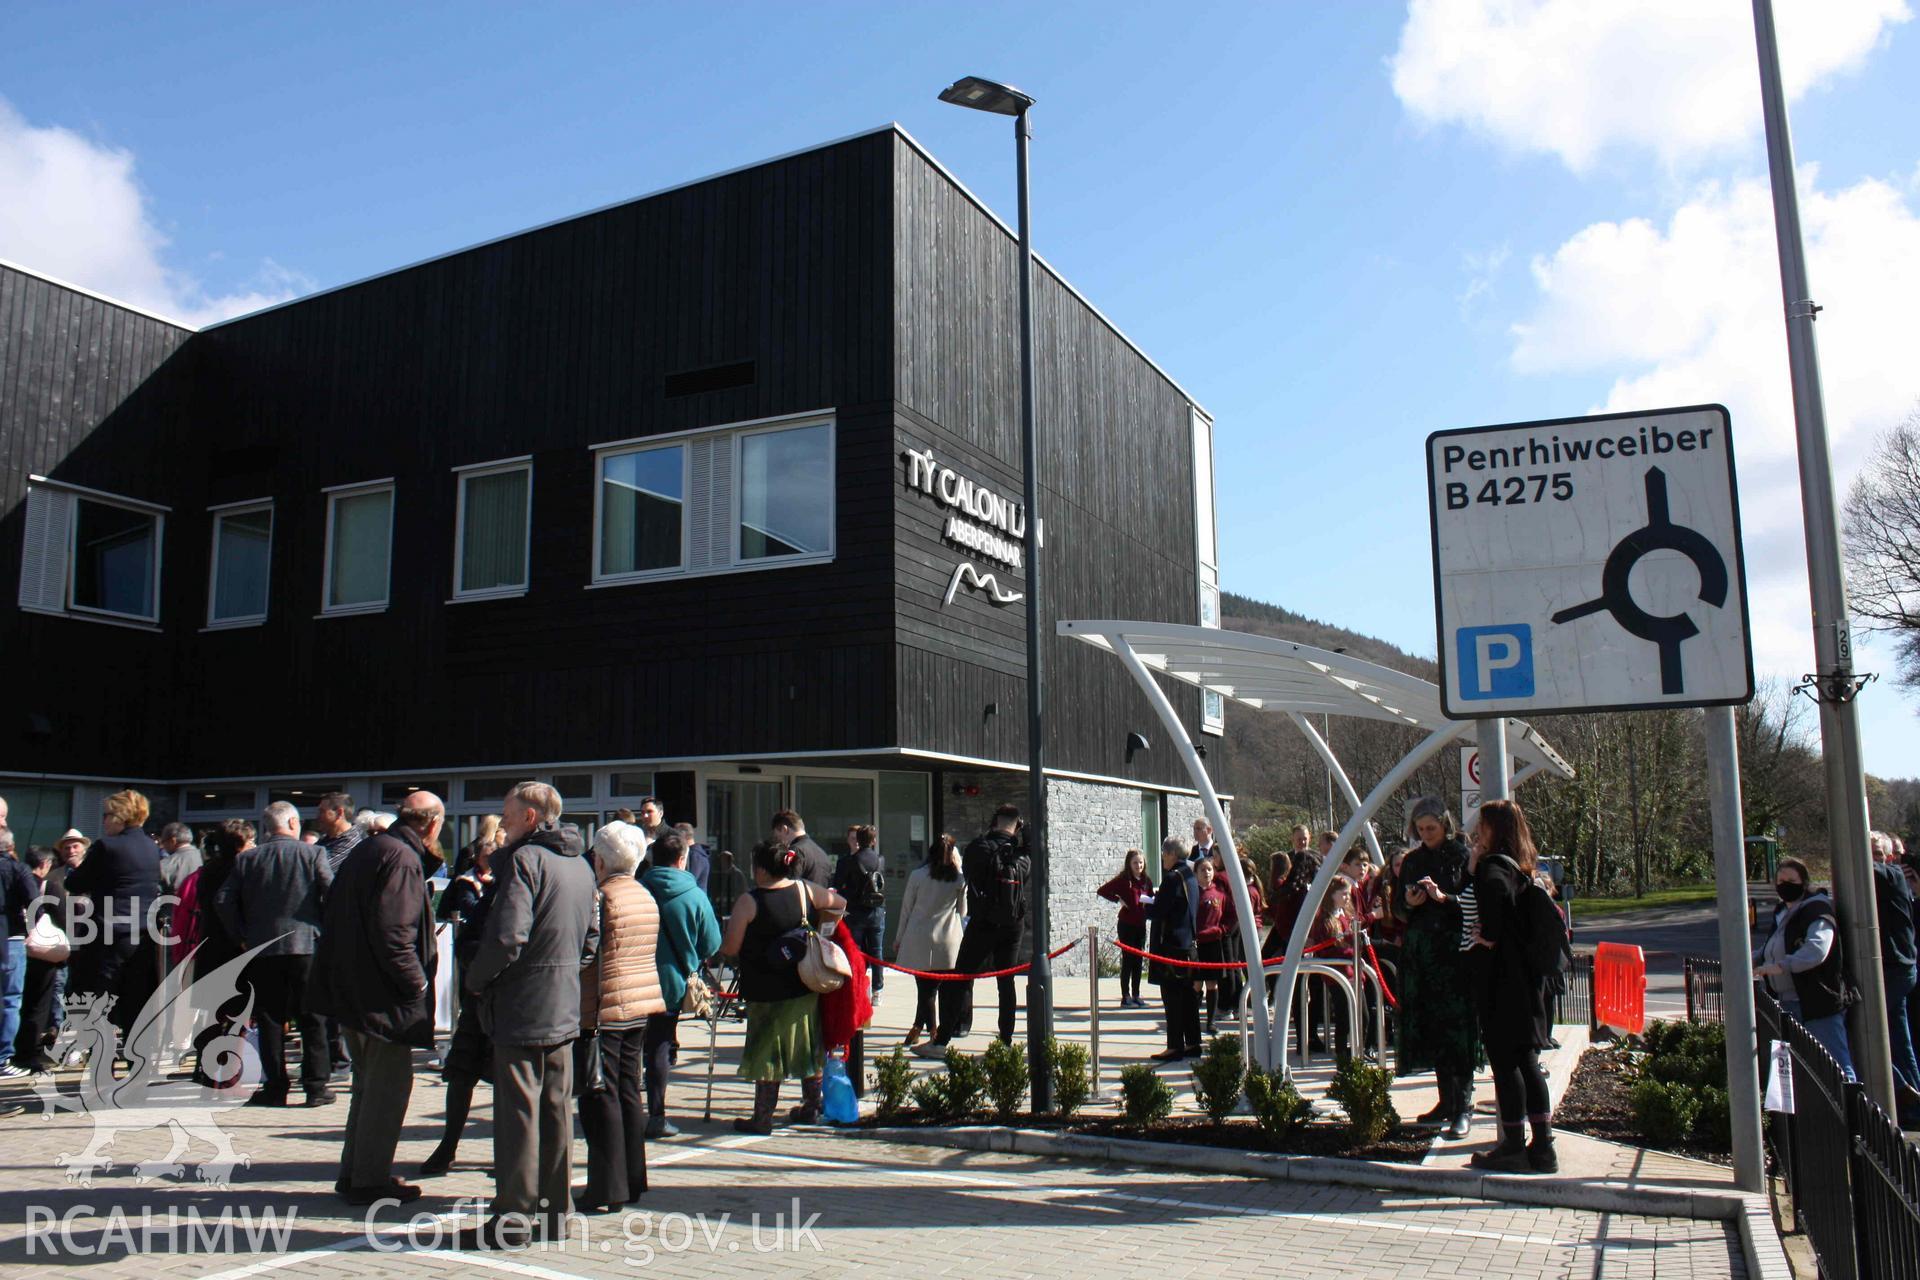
[320,478,395,618]
[591,441,692,585]
[733,417,837,567]
[451,457,533,601]
[205,498,274,629]
[60,484,166,627]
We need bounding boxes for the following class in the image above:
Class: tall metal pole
[1015,105,1055,1111]
[1751,0,1893,1111]
[1705,706,1765,1192]
[1476,718,1510,805]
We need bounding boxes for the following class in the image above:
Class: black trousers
[642,1011,678,1119]
[1117,920,1146,1001]
[16,957,59,1062]
[1160,973,1202,1052]
[943,921,1024,1043]
[914,974,964,1037]
[1485,1042,1551,1124]
[579,1029,647,1205]
[245,953,328,1094]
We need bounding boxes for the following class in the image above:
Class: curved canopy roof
[1059,619,1574,779]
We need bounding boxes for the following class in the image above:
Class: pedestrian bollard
[1088,925,1101,1099]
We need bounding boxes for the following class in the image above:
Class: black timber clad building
[0,125,1224,952]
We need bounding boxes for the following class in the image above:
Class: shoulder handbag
[794,882,852,995]
[682,972,713,1019]
[27,911,70,963]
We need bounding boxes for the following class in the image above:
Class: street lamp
[939,74,1053,1110]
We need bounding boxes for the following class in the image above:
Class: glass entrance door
[793,776,875,861]
[705,778,785,871]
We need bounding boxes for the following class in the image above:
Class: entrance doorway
[705,778,785,866]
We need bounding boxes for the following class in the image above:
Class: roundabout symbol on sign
[1550,466,1729,697]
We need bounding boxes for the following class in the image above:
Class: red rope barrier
[1364,942,1399,1010]
[840,936,1083,981]
[1106,937,1339,971]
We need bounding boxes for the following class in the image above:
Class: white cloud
[1391,0,1911,172]
[1508,169,1920,682]
[1458,243,1510,316]
[0,98,304,326]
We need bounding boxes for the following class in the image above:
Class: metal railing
[1552,953,1595,1034]
[1754,982,1920,1280]
[1682,954,1725,1024]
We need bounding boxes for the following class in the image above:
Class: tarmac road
[1570,887,1771,1018]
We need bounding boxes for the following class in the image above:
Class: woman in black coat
[1464,799,1556,1173]
[1392,797,1482,1138]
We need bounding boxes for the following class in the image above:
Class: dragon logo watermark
[33,939,279,1188]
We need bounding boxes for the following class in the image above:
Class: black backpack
[850,858,886,912]
[1492,855,1573,994]
[968,832,1029,925]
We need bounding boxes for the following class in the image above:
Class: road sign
[1460,747,1481,826]
[1428,404,1753,717]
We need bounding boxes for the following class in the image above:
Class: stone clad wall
[1045,778,1148,977]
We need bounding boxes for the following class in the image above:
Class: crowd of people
[9,776,1919,1212]
[1755,828,1920,1128]
[1095,802,1566,1172]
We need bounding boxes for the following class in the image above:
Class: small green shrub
[1119,1062,1174,1127]
[1244,1068,1311,1138]
[909,1072,952,1119]
[943,1046,988,1117]
[1691,1086,1732,1151]
[1049,1039,1092,1117]
[981,1038,1029,1120]
[1629,1077,1702,1140]
[873,1045,914,1120]
[1639,1019,1690,1057]
[1327,1057,1399,1145]
[1191,1034,1247,1122]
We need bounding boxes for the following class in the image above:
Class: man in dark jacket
[63,790,163,1037]
[312,791,443,1205]
[920,804,1031,1057]
[1872,833,1920,1122]
[668,822,711,892]
[464,782,599,1245]
[832,825,887,1001]
[215,801,335,1106]
[770,810,833,888]
[1149,837,1202,1060]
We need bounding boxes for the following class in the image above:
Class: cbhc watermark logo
[1456,624,1534,700]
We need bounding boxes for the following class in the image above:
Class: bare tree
[1844,410,1920,688]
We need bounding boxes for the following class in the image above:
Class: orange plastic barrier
[1594,941,1647,1036]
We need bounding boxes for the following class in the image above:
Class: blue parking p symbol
[1457,625,1534,701]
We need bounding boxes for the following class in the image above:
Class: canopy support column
[1287,711,1385,866]
[1109,636,1278,1069]
[1272,725,1460,1078]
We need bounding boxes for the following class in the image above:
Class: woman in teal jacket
[637,831,723,1137]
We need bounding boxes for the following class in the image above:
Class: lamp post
[939,74,1053,1110]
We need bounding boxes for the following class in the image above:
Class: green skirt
[1395,928,1485,1077]
[738,994,824,1082]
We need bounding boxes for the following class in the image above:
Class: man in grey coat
[464,781,599,1245]
[215,801,334,1105]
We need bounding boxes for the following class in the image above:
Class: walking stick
[703,995,720,1122]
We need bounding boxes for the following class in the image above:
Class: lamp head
[938,75,1034,117]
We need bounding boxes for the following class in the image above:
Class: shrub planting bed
[1553,1021,1735,1166]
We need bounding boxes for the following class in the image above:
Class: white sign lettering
[902,447,1026,572]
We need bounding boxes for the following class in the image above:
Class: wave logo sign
[1456,624,1534,701]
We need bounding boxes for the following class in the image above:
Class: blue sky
[3,1,1918,775]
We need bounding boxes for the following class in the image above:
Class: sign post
[1428,404,1761,1192]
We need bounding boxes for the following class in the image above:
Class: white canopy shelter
[1059,619,1575,1073]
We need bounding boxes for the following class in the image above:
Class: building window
[18,482,168,626]
[550,773,596,802]
[208,501,273,626]
[596,444,686,579]
[738,422,833,561]
[381,780,449,807]
[323,481,394,614]
[589,412,835,586]
[1193,408,1224,736]
[72,497,162,621]
[454,460,532,599]
[608,771,653,799]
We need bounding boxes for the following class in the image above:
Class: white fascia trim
[590,408,835,454]
[197,127,904,332]
[892,747,1225,799]
[321,476,396,494]
[0,257,196,331]
[28,475,171,514]
[453,454,533,473]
